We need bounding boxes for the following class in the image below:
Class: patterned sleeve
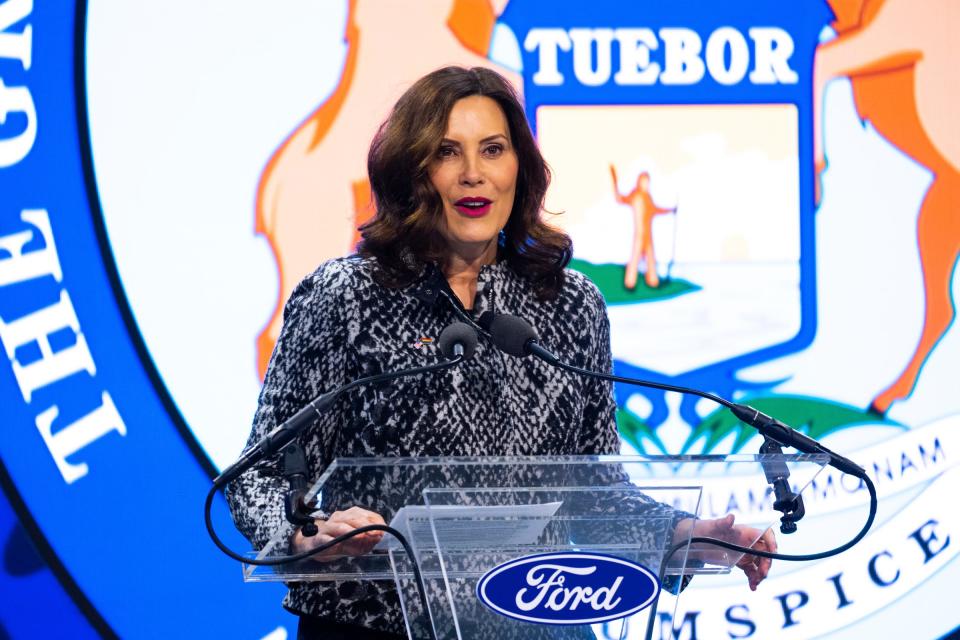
[575,278,620,456]
[225,262,350,550]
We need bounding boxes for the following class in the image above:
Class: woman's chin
[443,235,499,260]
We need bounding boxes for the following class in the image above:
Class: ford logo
[475,552,660,625]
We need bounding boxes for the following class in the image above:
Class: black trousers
[297,615,407,640]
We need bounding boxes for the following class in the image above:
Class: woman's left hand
[674,514,777,591]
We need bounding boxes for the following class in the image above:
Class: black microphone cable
[488,313,881,640]
[642,472,878,640]
[204,488,437,638]
[486,313,879,562]
[205,322,478,640]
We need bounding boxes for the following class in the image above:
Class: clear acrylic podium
[243,454,829,639]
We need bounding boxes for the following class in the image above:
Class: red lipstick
[454,197,492,218]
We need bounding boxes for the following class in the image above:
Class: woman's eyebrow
[438,133,510,145]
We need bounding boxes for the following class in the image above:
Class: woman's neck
[442,242,497,310]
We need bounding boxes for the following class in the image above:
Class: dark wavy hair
[358,66,572,299]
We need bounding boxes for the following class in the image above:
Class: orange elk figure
[814,0,960,415]
[254,0,519,378]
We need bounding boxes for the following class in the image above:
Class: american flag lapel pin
[411,336,434,350]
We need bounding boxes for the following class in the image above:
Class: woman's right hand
[291,506,386,561]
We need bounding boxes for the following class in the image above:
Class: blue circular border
[0,3,290,637]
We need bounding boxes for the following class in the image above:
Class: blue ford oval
[476,552,661,625]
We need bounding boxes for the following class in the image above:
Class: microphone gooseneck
[487,313,862,476]
[207,322,476,640]
[213,323,478,489]
[486,311,878,570]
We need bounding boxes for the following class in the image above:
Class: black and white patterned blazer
[226,255,683,634]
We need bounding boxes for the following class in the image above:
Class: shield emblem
[498,0,831,440]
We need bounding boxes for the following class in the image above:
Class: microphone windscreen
[489,314,537,357]
[477,310,495,332]
[437,322,478,360]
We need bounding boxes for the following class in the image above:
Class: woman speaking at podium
[227,66,774,640]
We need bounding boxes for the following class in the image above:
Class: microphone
[437,321,478,359]
[759,437,805,534]
[488,313,560,365]
[477,310,495,332]
[487,313,863,478]
[214,322,478,488]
